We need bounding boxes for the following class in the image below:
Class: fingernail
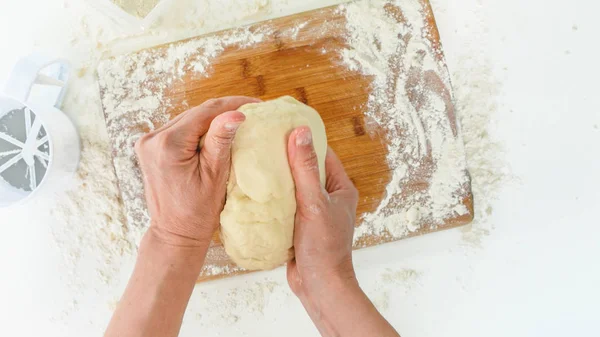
[224,121,243,131]
[296,128,312,147]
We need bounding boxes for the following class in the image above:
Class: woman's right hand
[286,126,400,337]
[286,126,359,300]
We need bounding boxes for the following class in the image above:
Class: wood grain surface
[99,0,474,282]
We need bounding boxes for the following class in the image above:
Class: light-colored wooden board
[99,0,474,282]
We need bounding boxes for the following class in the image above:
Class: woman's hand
[286,126,359,296]
[105,97,260,337]
[134,96,260,246]
[286,126,400,337]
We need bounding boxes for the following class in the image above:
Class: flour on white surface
[452,62,506,246]
[51,135,132,274]
[367,268,421,312]
[50,125,135,318]
[189,278,291,327]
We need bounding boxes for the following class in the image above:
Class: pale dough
[220,96,327,270]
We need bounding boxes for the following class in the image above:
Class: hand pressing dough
[220,96,327,271]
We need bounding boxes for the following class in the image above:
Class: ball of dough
[220,96,327,271]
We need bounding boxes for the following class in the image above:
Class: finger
[148,97,258,158]
[198,96,262,113]
[200,110,246,180]
[148,97,261,139]
[324,147,355,194]
[166,96,261,146]
[288,126,327,216]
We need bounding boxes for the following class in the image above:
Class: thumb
[288,127,327,216]
[200,110,245,178]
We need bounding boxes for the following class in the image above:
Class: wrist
[297,271,366,337]
[148,221,214,248]
[139,227,210,274]
[297,264,361,309]
[301,259,358,297]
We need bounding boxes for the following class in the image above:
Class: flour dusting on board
[97,0,471,277]
[339,0,470,244]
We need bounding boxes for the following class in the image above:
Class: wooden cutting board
[98,0,474,282]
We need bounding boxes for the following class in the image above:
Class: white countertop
[0,0,598,336]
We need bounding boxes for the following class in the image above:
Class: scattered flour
[189,279,291,327]
[49,123,135,318]
[50,135,132,282]
[453,62,506,246]
[367,268,422,312]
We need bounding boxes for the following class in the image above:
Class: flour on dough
[220,96,327,270]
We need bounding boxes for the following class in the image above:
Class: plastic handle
[3,53,70,108]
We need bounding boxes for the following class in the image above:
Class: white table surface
[0,0,598,336]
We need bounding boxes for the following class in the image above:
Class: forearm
[105,228,208,337]
[299,275,400,337]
